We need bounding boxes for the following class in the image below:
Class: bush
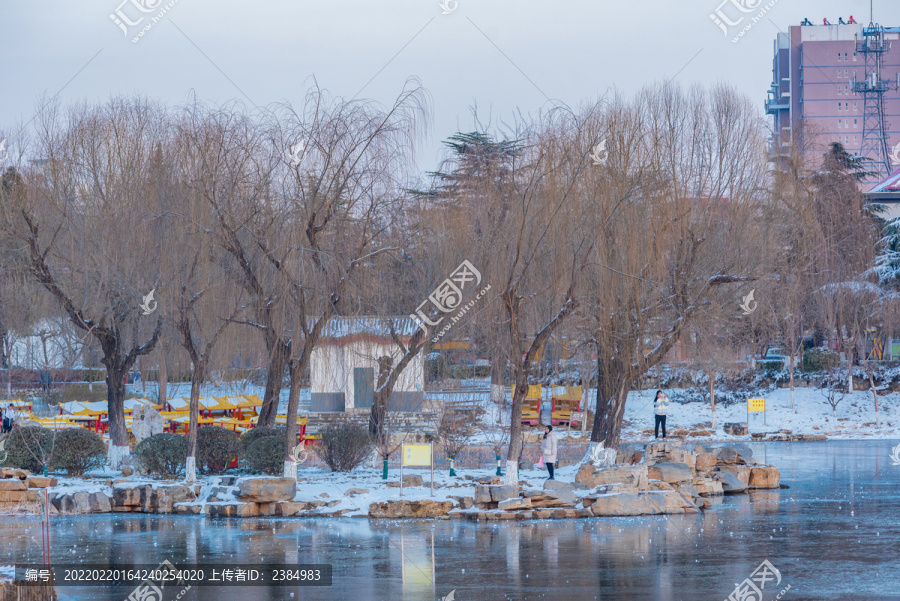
[0,426,55,472]
[134,433,188,478]
[51,429,106,476]
[244,435,286,475]
[315,421,372,472]
[239,426,285,452]
[803,347,839,373]
[196,427,240,474]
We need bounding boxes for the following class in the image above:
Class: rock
[695,453,717,474]
[498,497,532,510]
[326,500,340,508]
[155,485,196,513]
[319,493,330,498]
[401,474,425,487]
[723,422,748,436]
[717,465,751,485]
[589,491,699,516]
[344,488,370,496]
[275,501,308,516]
[542,479,586,493]
[236,478,297,503]
[368,500,453,518]
[672,482,699,497]
[474,485,493,505]
[692,477,724,496]
[647,463,693,484]
[644,441,683,463]
[518,461,534,471]
[748,466,781,489]
[25,477,57,488]
[714,470,748,494]
[206,503,258,518]
[576,464,648,490]
[0,480,26,491]
[649,481,675,491]
[713,447,740,464]
[450,496,474,509]
[489,485,518,503]
[1,468,30,479]
[0,490,39,502]
[121,467,134,477]
[132,404,165,444]
[523,489,577,507]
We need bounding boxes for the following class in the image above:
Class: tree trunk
[789,354,796,411]
[158,346,168,409]
[283,359,303,479]
[258,340,289,427]
[490,361,504,407]
[867,369,880,427]
[584,350,623,466]
[105,364,130,468]
[708,367,716,432]
[504,373,528,487]
[185,373,201,483]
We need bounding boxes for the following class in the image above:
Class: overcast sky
[1,0,898,171]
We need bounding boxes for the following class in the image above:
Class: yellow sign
[402,444,432,466]
[748,398,766,412]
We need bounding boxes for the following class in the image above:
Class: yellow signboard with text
[402,444,432,467]
[748,398,766,412]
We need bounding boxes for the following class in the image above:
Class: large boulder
[647,463,693,484]
[589,491,699,516]
[490,485,519,503]
[132,405,165,444]
[52,491,112,514]
[0,480,26,491]
[542,479,586,493]
[694,453,717,474]
[524,489,577,507]
[236,478,296,503]
[368,500,453,518]
[25,477,57,489]
[748,466,781,489]
[401,474,425,487]
[692,477,724,496]
[714,470,748,494]
[717,465,751,485]
[723,422,748,436]
[474,485,493,505]
[113,484,195,513]
[498,497,531,510]
[576,464,648,490]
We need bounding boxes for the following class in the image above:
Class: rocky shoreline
[0,440,781,520]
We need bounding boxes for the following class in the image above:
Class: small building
[310,317,424,412]
[865,167,900,220]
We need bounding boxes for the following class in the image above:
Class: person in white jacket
[542,425,558,480]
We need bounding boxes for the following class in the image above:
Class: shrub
[196,426,240,474]
[134,433,188,478]
[314,421,372,472]
[244,435,286,475]
[803,347,839,373]
[0,426,55,472]
[239,426,285,452]
[51,428,106,476]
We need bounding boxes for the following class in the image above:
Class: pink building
[766,23,900,175]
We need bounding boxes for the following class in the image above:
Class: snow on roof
[867,167,900,194]
[319,316,421,344]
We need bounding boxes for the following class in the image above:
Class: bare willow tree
[577,83,769,464]
[0,99,166,467]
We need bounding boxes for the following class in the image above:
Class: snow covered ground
[616,386,899,441]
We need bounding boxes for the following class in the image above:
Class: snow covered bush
[134,433,188,478]
[244,435,285,475]
[239,426,285,453]
[315,421,372,472]
[51,428,106,476]
[0,426,54,472]
[803,347,839,373]
[196,427,240,474]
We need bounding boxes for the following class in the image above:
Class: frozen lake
[2,440,899,600]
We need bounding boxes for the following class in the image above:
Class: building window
[838,70,842,78]
[839,119,843,128]
[854,102,859,111]
[838,103,842,111]
[845,102,850,111]
[845,52,849,61]
[854,52,858,61]
[846,69,850,77]
[854,118,858,128]
[838,52,843,62]
[854,136,859,144]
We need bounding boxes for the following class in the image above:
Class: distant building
[864,167,900,220]
[767,23,900,171]
[310,317,424,413]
